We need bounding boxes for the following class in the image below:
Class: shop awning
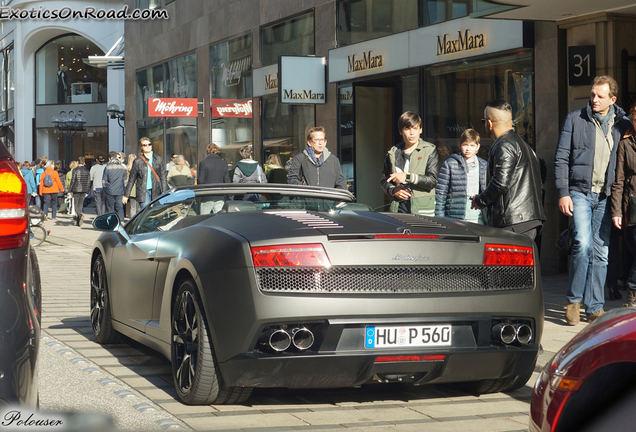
[83,36,124,70]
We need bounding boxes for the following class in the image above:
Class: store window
[6,46,12,110]
[338,0,418,46]
[1,49,6,112]
[35,34,106,105]
[421,0,471,25]
[423,50,533,159]
[41,127,108,162]
[135,52,197,166]
[261,13,314,66]
[261,12,316,171]
[210,33,253,171]
[135,0,160,9]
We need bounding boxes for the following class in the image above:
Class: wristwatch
[405,173,413,183]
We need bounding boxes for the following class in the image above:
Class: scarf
[592,104,615,136]
[305,145,325,167]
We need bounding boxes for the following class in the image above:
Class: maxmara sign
[253,57,326,104]
[329,17,522,82]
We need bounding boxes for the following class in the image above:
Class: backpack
[43,170,54,188]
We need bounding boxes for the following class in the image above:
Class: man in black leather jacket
[472,100,546,239]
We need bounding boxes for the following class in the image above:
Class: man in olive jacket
[472,100,545,238]
[381,111,438,215]
[123,137,168,210]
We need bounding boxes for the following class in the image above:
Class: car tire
[90,254,121,344]
[171,278,252,405]
[29,248,42,325]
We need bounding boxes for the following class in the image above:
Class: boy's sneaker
[586,310,605,323]
[565,302,580,325]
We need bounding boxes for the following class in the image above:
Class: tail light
[251,244,331,267]
[0,159,28,250]
[483,243,534,266]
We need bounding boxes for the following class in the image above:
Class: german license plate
[365,325,452,348]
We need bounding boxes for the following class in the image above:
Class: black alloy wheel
[90,254,120,344]
[171,278,252,405]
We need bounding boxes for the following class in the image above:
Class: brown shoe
[587,310,605,323]
[565,302,581,325]
[625,290,636,307]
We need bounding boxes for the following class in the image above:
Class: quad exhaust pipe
[491,323,532,345]
[260,327,315,352]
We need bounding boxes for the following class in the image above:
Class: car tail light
[483,243,534,266]
[0,159,28,250]
[251,244,331,267]
[374,234,439,240]
[375,355,446,363]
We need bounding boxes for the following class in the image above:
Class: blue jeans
[105,193,125,221]
[139,189,152,210]
[42,193,58,219]
[567,191,611,314]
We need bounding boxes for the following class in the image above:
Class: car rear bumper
[221,347,538,388]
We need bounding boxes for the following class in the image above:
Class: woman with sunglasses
[122,137,168,210]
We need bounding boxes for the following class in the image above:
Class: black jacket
[287,148,347,189]
[125,153,168,203]
[198,154,230,184]
[474,130,546,228]
[69,165,90,194]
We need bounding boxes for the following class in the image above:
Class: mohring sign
[211,99,253,118]
[148,98,198,117]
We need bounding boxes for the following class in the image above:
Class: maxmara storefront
[125,1,563,272]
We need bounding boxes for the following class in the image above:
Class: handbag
[556,224,575,255]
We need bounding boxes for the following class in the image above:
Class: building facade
[124,0,636,274]
[0,0,125,165]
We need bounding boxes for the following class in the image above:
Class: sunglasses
[142,143,152,147]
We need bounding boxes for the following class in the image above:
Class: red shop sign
[211,99,252,118]
[148,98,198,117]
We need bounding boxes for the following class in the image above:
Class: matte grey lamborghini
[91,184,543,405]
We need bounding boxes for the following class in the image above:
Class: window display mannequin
[57,65,69,104]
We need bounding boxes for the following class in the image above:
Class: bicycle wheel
[30,225,47,247]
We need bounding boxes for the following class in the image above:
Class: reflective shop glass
[35,35,106,105]
[337,0,418,46]
[0,50,5,112]
[422,0,471,25]
[261,13,315,66]
[423,50,533,159]
[135,53,197,166]
[37,127,107,163]
[262,95,315,173]
[135,0,160,9]
[210,33,253,171]
[6,47,11,109]
[136,65,164,120]
[136,119,164,157]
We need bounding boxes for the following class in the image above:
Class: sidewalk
[35,207,618,374]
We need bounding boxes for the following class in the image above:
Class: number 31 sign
[568,46,596,87]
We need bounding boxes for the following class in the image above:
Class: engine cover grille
[255,266,534,293]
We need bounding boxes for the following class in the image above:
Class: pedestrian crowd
[20,74,636,323]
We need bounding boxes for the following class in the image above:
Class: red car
[530,308,636,432]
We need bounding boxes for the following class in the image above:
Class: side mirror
[93,213,120,231]
[93,213,131,243]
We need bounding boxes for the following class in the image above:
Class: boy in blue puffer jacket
[435,129,487,223]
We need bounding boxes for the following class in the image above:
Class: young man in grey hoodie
[287,126,347,189]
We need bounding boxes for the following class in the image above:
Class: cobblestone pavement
[32,210,621,432]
